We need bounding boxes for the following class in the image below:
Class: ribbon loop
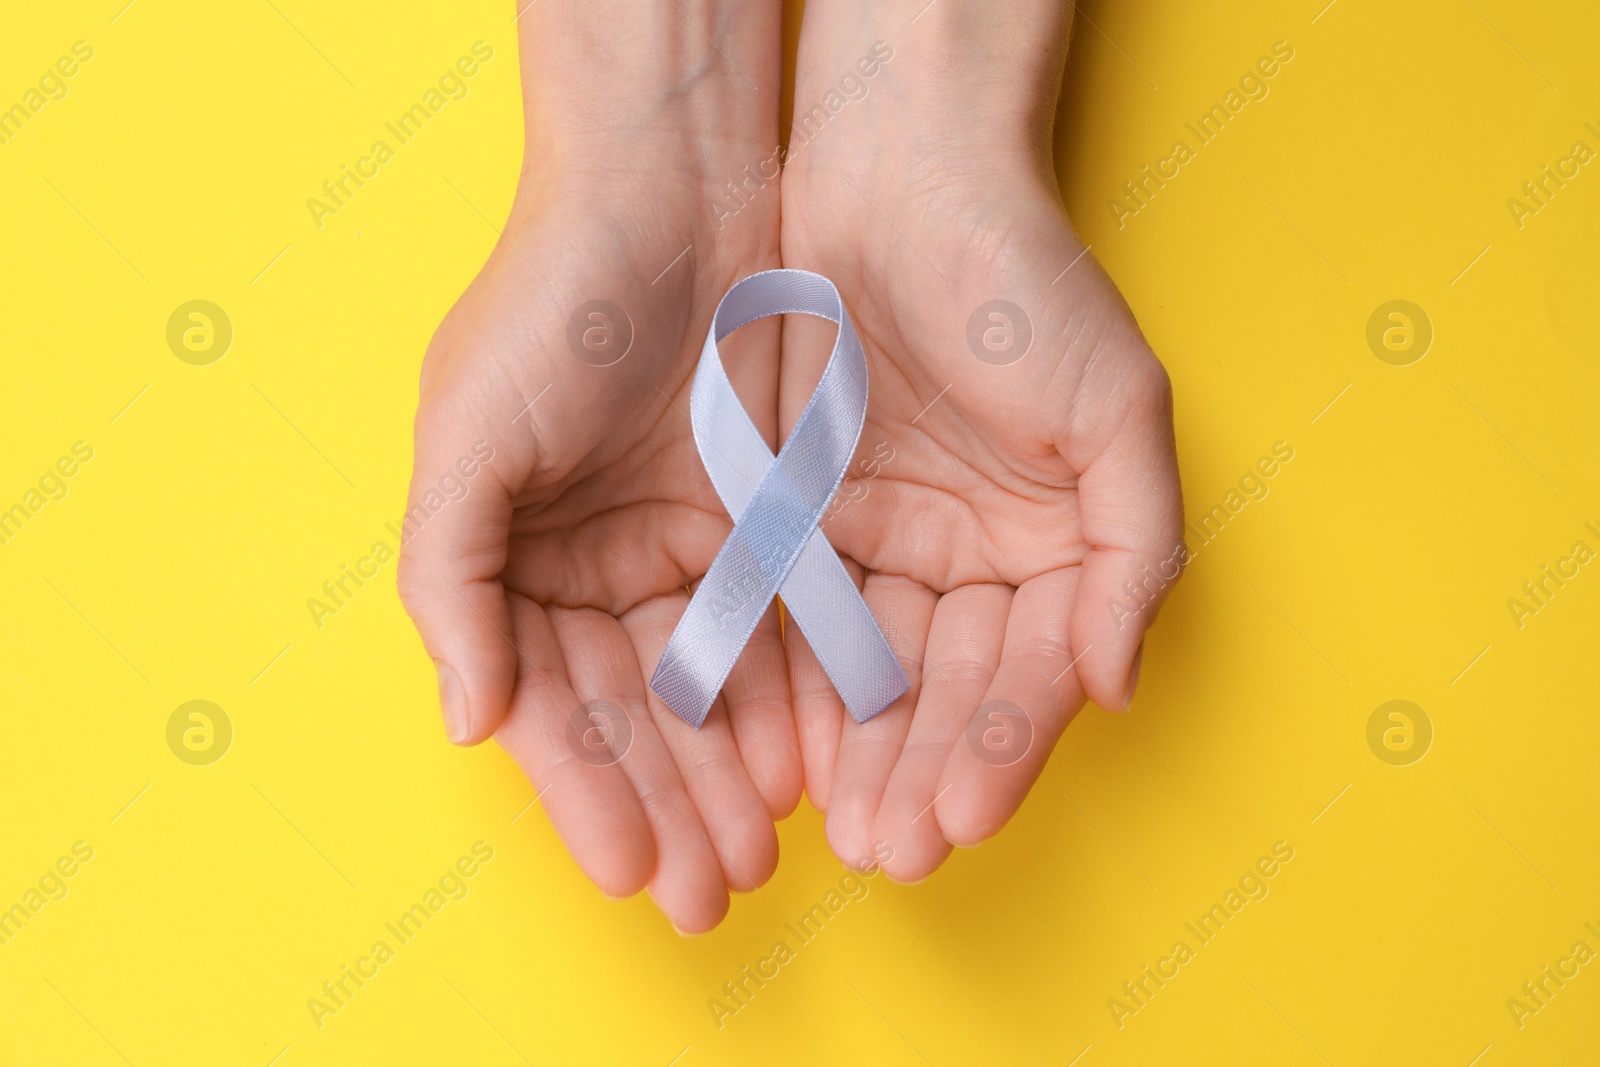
[650,270,909,728]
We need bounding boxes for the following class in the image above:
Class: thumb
[397,400,517,745]
[1062,354,1184,712]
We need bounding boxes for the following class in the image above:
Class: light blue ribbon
[650,270,909,728]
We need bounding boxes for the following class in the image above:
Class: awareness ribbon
[650,270,908,729]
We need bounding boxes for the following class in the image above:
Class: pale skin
[399,0,1183,930]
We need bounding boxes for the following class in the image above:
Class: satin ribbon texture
[650,269,909,729]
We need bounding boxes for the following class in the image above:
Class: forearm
[790,0,1072,181]
[517,1,783,189]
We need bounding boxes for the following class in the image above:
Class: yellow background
[3,0,1597,1063]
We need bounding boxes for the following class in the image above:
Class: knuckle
[1132,352,1174,412]
[394,553,429,614]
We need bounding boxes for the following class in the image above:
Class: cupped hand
[779,6,1185,883]
[399,155,796,930]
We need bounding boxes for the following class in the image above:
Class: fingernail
[434,659,469,743]
[671,923,703,938]
[1123,640,1145,711]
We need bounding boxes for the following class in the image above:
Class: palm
[402,188,797,932]
[781,173,1182,882]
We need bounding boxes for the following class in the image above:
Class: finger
[786,615,845,813]
[493,594,655,898]
[871,583,1011,883]
[397,390,515,746]
[1057,352,1183,711]
[937,568,1087,846]
[786,555,866,814]
[621,593,781,896]
[723,603,802,820]
[823,574,937,872]
[549,606,729,933]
